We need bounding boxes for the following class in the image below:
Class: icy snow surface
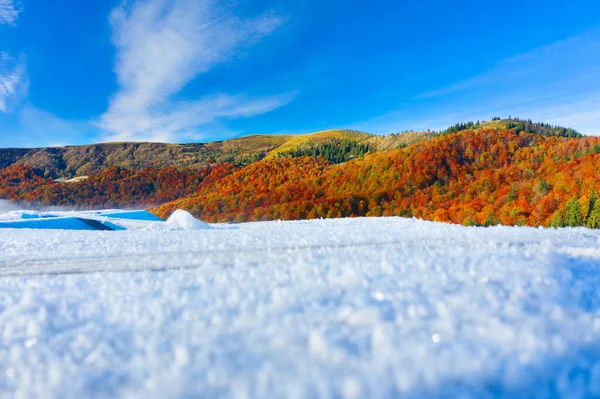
[1,215,600,398]
[0,209,163,231]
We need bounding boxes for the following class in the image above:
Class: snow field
[1,217,600,398]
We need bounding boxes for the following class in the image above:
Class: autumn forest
[1,118,599,229]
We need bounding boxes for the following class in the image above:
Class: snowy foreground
[1,212,600,398]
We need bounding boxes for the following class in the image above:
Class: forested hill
[0,118,580,179]
[152,127,600,228]
[439,117,582,137]
[0,118,595,228]
[0,137,290,179]
[0,129,440,179]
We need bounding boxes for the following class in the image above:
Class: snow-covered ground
[1,212,600,398]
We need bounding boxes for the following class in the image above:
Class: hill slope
[0,130,380,179]
[153,128,600,228]
[265,130,373,158]
[440,117,582,137]
[0,118,575,179]
[0,118,591,226]
[0,164,238,209]
[0,137,288,179]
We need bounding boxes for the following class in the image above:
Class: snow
[1,213,600,398]
[165,209,211,231]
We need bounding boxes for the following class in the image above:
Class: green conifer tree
[548,209,566,228]
[587,200,600,229]
[565,195,583,227]
[507,185,518,202]
[483,213,496,227]
[462,216,476,227]
[585,189,596,223]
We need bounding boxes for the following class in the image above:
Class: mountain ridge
[1,117,595,229]
[0,117,580,179]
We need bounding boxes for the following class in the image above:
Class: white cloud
[100,0,290,142]
[0,52,26,112]
[101,92,296,142]
[507,93,600,135]
[0,0,20,25]
[1,0,24,112]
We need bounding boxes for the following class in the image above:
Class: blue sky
[0,0,599,147]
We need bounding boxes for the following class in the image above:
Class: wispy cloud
[0,52,26,112]
[100,0,291,142]
[0,0,25,115]
[359,30,600,135]
[0,0,20,25]
[102,92,296,142]
[0,0,24,113]
[417,30,600,101]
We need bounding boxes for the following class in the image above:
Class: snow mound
[165,210,210,230]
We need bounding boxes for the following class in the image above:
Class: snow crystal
[0,215,599,398]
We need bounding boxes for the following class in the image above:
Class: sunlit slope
[264,129,374,158]
[153,127,600,228]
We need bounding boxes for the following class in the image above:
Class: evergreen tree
[537,179,551,195]
[565,195,583,227]
[587,200,600,229]
[280,139,371,164]
[462,216,476,227]
[483,213,496,227]
[507,184,518,202]
[585,189,596,223]
[548,209,566,228]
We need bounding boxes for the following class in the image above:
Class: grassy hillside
[265,130,374,158]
